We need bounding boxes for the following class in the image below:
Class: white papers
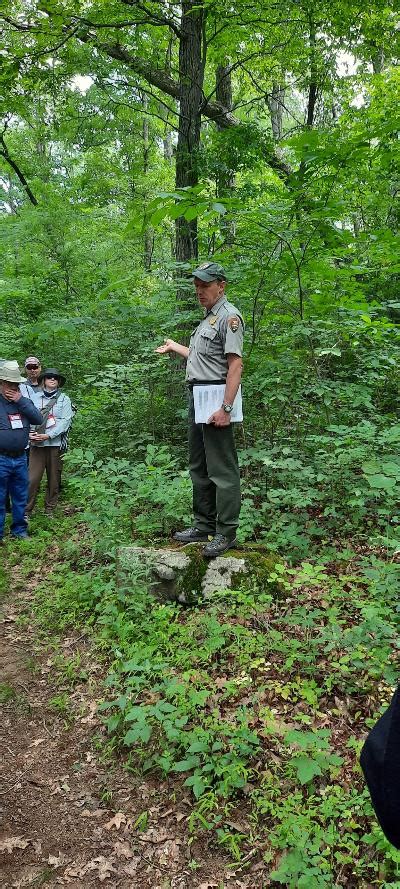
[193,384,243,424]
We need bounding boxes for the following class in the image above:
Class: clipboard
[193,384,243,423]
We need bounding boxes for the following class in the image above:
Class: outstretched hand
[155,339,176,354]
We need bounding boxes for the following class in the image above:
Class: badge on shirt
[46,414,56,429]
[9,413,23,430]
[229,315,240,332]
[209,316,217,326]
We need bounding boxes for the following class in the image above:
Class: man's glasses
[45,375,58,380]
[26,365,39,370]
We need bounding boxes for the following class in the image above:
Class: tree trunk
[371,44,384,74]
[163,130,173,164]
[175,0,205,270]
[163,37,174,167]
[306,18,318,128]
[216,61,235,245]
[142,94,154,271]
[267,82,285,142]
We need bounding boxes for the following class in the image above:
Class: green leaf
[366,474,397,490]
[184,773,207,799]
[291,755,322,785]
[183,205,199,221]
[124,706,145,722]
[211,202,227,215]
[172,755,200,772]
[150,206,169,226]
[123,722,152,745]
[187,739,210,754]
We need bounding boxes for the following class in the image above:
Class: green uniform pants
[188,393,241,539]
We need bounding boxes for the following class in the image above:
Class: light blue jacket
[19,382,41,400]
[31,389,73,448]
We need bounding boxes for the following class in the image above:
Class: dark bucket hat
[192,261,227,282]
[38,367,66,387]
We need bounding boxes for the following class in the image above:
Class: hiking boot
[203,534,237,559]
[11,532,29,540]
[173,527,211,544]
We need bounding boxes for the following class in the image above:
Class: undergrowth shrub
[65,444,192,551]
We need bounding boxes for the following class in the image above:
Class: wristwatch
[222,402,233,413]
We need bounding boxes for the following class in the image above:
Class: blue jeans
[0,453,29,538]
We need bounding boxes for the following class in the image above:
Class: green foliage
[25,507,400,884]
[1,2,399,883]
[0,563,8,600]
[284,728,343,785]
[65,444,192,552]
[0,682,17,704]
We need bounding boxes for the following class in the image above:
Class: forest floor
[0,537,264,889]
[1,500,399,888]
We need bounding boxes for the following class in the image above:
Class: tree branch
[87,36,292,177]
[120,0,182,38]
[99,83,179,126]
[0,133,38,206]
[4,8,292,182]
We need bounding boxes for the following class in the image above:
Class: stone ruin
[117,544,278,604]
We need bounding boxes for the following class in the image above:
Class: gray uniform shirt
[185,296,244,383]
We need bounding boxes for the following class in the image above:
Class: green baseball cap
[192,261,227,282]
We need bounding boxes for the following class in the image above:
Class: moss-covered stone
[229,547,283,598]
[117,543,283,605]
[173,544,208,602]
[175,545,283,602]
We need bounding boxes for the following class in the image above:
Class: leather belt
[187,380,226,389]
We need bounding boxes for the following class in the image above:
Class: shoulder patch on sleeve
[228,315,240,332]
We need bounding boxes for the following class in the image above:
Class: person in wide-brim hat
[27,366,72,518]
[38,368,66,387]
[0,360,27,384]
[0,361,43,542]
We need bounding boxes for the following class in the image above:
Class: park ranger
[156,262,244,558]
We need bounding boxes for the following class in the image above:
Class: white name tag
[46,414,56,429]
[10,413,23,430]
[193,384,243,423]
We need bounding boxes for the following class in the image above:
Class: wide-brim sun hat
[0,360,27,384]
[38,367,66,387]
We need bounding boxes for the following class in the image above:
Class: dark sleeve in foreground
[18,395,43,426]
[360,686,400,848]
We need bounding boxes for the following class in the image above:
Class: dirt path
[0,567,262,889]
